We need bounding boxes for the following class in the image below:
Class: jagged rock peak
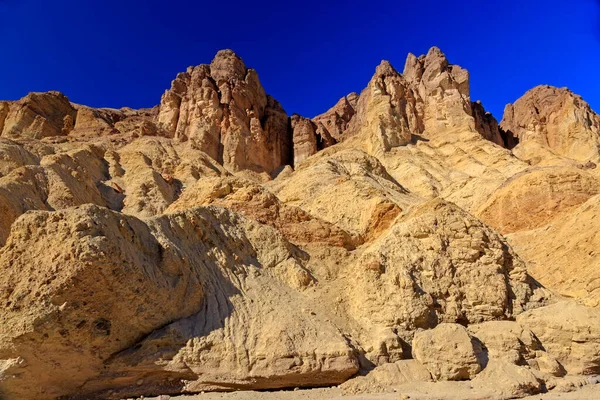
[157,49,291,175]
[210,49,248,82]
[375,59,400,77]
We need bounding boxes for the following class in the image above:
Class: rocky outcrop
[471,100,518,148]
[165,175,355,249]
[342,199,548,364]
[312,92,359,142]
[157,50,291,174]
[517,301,600,375]
[266,148,418,242]
[0,145,109,246]
[71,105,160,139]
[412,323,484,381]
[0,138,40,177]
[501,85,600,162]
[0,205,358,399]
[0,92,77,139]
[339,47,509,155]
[290,115,318,166]
[2,46,600,400]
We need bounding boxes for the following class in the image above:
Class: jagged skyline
[0,0,599,121]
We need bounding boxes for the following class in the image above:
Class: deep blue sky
[1,1,599,119]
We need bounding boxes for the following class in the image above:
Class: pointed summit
[210,49,247,82]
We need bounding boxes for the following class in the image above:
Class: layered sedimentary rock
[1,91,77,139]
[157,50,291,174]
[476,166,600,234]
[502,85,600,162]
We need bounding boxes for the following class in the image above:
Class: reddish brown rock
[313,92,359,142]
[157,50,292,174]
[1,91,77,139]
[501,85,600,162]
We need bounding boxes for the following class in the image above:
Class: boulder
[412,323,484,381]
[472,360,542,397]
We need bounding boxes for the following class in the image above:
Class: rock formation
[157,50,291,175]
[501,85,600,162]
[0,47,600,400]
[312,92,359,142]
[1,91,76,139]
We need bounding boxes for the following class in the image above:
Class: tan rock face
[412,323,484,381]
[157,50,291,174]
[0,205,358,399]
[476,167,600,234]
[467,321,542,365]
[471,100,518,148]
[344,199,546,338]
[517,301,600,375]
[290,114,318,166]
[0,138,40,177]
[165,175,355,249]
[508,194,600,307]
[266,148,419,243]
[1,92,77,139]
[502,85,600,162]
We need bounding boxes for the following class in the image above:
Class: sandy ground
[147,381,600,400]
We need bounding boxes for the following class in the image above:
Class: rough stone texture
[290,114,318,166]
[0,138,40,177]
[1,92,77,139]
[476,167,600,234]
[472,360,542,397]
[165,175,355,249]
[0,146,108,246]
[508,194,600,307]
[71,105,160,139]
[412,323,484,381]
[346,60,419,153]
[0,205,358,399]
[266,148,419,242]
[312,93,359,142]
[339,360,432,394]
[517,301,600,375]
[501,85,600,162]
[468,321,542,365]
[471,100,518,148]
[157,50,291,174]
[345,200,546,336]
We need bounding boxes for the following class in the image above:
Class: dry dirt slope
[0,47,599,400]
